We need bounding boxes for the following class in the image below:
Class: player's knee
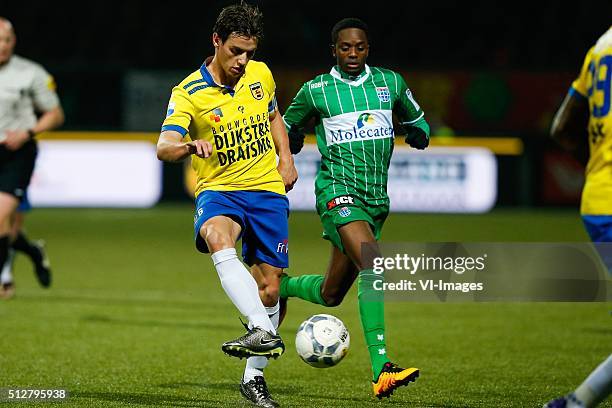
[321,287,345,307]
[322,295,343,307]
[201,224,234,252]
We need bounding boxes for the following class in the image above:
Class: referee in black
[0,17,64,295]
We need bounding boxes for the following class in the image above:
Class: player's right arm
[156,86,212,162]
[550,47,592,156]
[283,82,318,154]
[156,131,212,162]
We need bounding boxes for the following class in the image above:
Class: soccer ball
[295,314,350,368]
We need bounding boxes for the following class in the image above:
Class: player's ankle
[243,367,264,383]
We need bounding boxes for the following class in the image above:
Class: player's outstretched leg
[211,248,284,359]
[279,273,327,305]
[279,246,358,310]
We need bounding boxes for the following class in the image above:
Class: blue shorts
[194,190,289,268]
[582,215,612,242]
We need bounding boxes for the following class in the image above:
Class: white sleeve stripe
[401,112,424,125]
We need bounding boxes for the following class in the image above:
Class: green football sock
[358,269,389,381]
[279,273,328,306]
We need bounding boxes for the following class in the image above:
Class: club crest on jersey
[376,87,390,103]
[338,207,352,218]
[327,195,355,210]
[249,82,264,100]
[209,107,223,123]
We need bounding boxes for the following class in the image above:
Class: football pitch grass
[0,206,610,407]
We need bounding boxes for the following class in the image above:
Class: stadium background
[1,2,611,407]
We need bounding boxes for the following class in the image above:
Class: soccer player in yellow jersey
[545,27,612,408]
[551,26,612,243]
[156,4,297,407]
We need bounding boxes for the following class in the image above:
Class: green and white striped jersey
[283,64,425,206]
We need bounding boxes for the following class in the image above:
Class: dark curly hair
[213,2,264,42]
[331,17,370,44]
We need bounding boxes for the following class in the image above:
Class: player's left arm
[270,108,298,192]
[393,72,430,150]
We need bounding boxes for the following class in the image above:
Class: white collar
[330,64,371,87]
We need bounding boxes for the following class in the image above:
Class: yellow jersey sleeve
[161,86,195,137]
[571,46,594,98]
[257,62,278,114]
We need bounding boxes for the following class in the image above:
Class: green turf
[0,207,610,407]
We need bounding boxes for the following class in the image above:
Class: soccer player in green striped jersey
[280,18,428,399]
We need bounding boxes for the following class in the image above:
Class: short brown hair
[213,3,264,42]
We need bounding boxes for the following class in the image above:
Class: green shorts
[316,194,389,253]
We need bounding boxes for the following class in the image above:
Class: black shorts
[0,140,38,201]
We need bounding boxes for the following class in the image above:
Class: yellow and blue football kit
[161,60,289,265]
[162,59,284,197]
[570,27,612,241]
